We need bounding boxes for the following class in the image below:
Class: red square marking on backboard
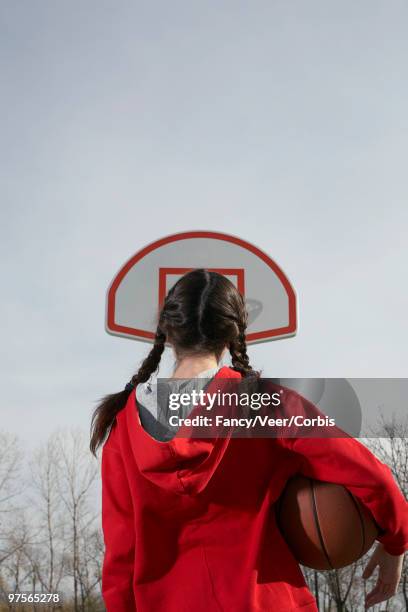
[158,268,245,308]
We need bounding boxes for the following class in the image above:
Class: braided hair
[90,327,166,454]
[90,269,258,455]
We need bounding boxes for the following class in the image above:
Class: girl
[91,269,407,612]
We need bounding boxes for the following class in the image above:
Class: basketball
[275,475,379,570]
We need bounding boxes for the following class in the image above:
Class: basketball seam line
[345,488,366,559]
[310,478,334,570]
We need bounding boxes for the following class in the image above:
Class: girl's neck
[172,353,220,379]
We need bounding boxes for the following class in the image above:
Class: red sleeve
[101,427,136,612]
[279,391,408,556]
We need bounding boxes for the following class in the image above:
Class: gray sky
[1,1,407,447]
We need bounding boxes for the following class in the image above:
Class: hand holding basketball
[363,543,403,609]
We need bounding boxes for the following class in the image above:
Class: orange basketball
[275,475,379,570]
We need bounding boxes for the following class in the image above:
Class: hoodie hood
[135,365,220,442]
[125,366,242,496]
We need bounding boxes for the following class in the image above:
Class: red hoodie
[101,366,408,612]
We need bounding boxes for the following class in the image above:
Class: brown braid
[229,330,257,378]
[131,328,166,385]
[90,327,166,455]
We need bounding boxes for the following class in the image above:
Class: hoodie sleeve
[101,427,136,612]
[279,390,408,556]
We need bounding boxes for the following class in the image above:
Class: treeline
[0,418,407,611]
[0,430,103,611]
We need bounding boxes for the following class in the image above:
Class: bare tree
[75,528,104,611]
[0,429,104,611]
[367,416,408,610]
[0,433,22,511]
[0,433,24,566]
[0,513,32,603]
[55,430,99,612]
[25,437,67,605]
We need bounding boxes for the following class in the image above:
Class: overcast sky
[1,1,407,447]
